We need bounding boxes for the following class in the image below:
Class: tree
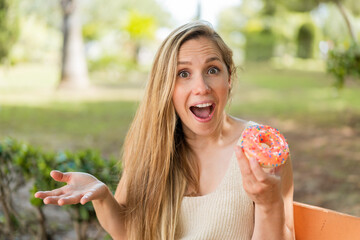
[195,0,202,20]
[19,0,170,88]
[333,0,357,42]
[20,0,90,90]
[327,43,360,89]
[122,10,156,65]
[82,0,170,69]
[58,0,89,90]
[278,0,358,42]
[0,0,19,63]
[278,0,359,88]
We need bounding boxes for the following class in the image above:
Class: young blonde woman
[35,21,295,240]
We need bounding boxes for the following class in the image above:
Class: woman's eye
[208,67,219,75]
[179,71,190,78]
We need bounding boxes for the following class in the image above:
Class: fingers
[80,183,109,205]
[42,191,86,205]
[34,170,103,206]
[34,171,72,199]
[235,146,257,186]
[248,154,273,184]
[36,188,99,206]
[35,187,66,199]
[42,196,62,205]
[235,146,281,187]
[80,191,94,205]
[235,145,284,206]
[42,193,79,205]
[50,170,72,183]
[235,146,253,177]
[46,190,96,206]
[57,193,84,206]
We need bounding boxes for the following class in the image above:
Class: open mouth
[189,102,216,122]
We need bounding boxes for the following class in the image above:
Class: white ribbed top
[176,122,256,240]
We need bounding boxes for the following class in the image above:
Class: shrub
[0,139,24,237]
[245,28,277,61]
[0,138,121,240]
[327,43,360,89]
[0,0,19,63]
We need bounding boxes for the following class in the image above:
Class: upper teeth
[195,103,212,108]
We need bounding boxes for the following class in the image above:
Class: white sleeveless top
[176,121,256,239]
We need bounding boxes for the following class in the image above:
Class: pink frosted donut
[240,125,289,168]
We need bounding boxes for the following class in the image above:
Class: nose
[192,73,211,95]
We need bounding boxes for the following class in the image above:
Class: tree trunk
[0,170,15,235]
[194,0,201,20]
[0,188,14,234]
[36,207,50,240]
[72,208,87,240]
[58,0,90,90]
[335,0,357,42]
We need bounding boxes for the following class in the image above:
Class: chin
[187,121,220,137]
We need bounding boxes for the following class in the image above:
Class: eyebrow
[206,57,222,63]
[177,56,222,65]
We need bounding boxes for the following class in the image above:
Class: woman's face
[172,36,231,137]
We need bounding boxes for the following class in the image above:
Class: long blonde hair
[121,21,235,240]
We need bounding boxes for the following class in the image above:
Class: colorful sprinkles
[240,125,289,168]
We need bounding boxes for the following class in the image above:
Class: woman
[35,21,294,240]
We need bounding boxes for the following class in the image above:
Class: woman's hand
[235,146,283,209]
[34,170,110,206]
[235,145,295,239]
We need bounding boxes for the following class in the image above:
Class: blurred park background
[1,0,360,239]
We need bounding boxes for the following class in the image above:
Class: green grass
[0,63,59,91]
[229,62,360,127]
[0,101,138,157]
[1,62,360,216]
[1,61,359,154]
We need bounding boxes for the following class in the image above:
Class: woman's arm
[282,156,295,239]
[92,179,127,240]
[35,170,127,240]
[235,147,295,240]
[251,157,294,240]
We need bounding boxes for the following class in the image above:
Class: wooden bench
[294,202,360,240]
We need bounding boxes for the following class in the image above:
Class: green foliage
[326,43,360,88]
[123,10,156,41]
[0,138,121,238]
[344,0,360,16]
[0,0,19,62]
[279,0,318,12]
[297,22,315,59]
[245,28,277,61]
[262,0,277,16]
[82,22,103,42]
[54,149,119,188]
[88,54,140,72]
[82,0,170,31]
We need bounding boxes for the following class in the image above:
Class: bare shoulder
[226,115,249,143]
[229,115,248,125]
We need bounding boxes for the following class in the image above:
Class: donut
[240,125,289,168]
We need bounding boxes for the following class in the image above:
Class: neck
[184,114,234,151]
